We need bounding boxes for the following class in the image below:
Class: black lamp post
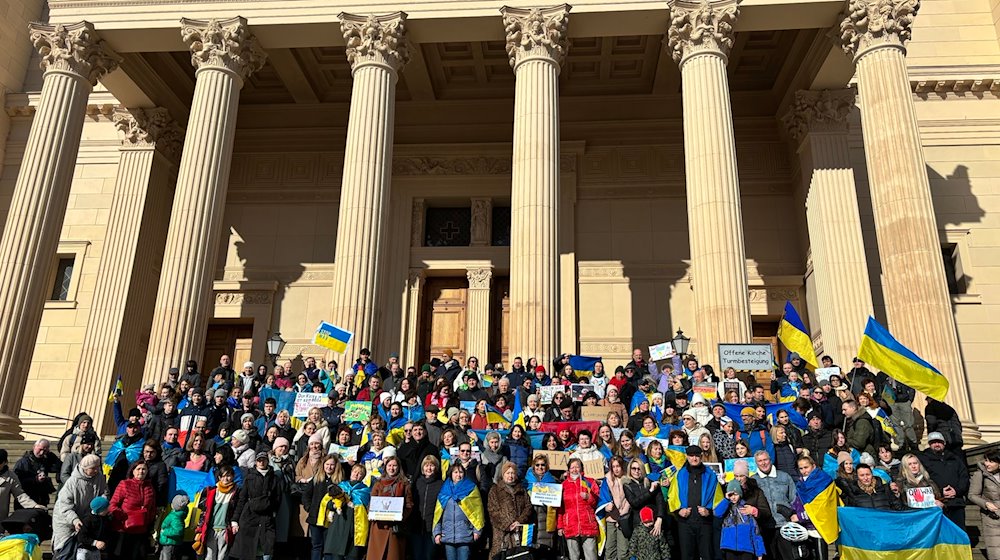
[266,332,286,366]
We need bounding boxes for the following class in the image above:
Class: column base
[0,413,24,440]
[961,421,986,448]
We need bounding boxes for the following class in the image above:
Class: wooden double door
[419,276,509,367]
[203,322,254,373]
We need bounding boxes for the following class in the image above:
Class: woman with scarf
[211,445,243,486]
[525,454,558,550]
[637,416,661,439]
[269,437,297,548]
[326,464,371,560]
[274,410,297,443]
[108,460,156,560]
[411,456,443,560]
[303,455,343,560]
[296,434,329,537]
[368,456,413,560]
[501,425,532,478]
[433,464,485,560]
[477,431,505,498]
[488,460,533,559]
[233,452,281,560]
[194,466,241,560]
[643,440,673,481]
[601,456,633,560]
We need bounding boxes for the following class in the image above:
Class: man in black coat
[801,413,833,469]
[206,356,235,391]
[397,423,438,479]
[232,452,281,560]
[921,431,970,531]
[13,440,58,506]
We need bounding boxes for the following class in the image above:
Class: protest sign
[293,392,328,417]
[583,458,606,479]
[533,450,569,471]
[342,401,372,423]
[718,343,774,371]
[648,341,674,362]
[328,444,360,462]
[570,384,595,402]
[581,406,612,422]
[636,437,672,451]
[368,496,405,521]
[530,482,563,507]
[814,367,840,384]
[459,401,477,413]
[538,385,561,404]
[906,487,937,509]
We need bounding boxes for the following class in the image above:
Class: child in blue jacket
[718,479,767,560]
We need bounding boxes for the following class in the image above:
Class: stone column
[466,267,493,364]
[328,12,409,357]
[502,5,569,368]
[143,17,265,385]
[840,0,978,439]
[0,22,119,437]
[783,89,874,365]
[72,108,182,434]
[402,268,425,368]
[665,0,751,362]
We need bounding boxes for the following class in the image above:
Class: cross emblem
[439,220,460,241]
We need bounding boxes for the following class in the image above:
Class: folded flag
[796,468,839,544]
[777,301,818,369]
[512,388,526,428]
[568,355,602,379]
[857,316,949,401]
[838,506,971,560]
[313,321,353,353]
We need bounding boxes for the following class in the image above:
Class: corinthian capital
[466,267,493,290]
[339,12,410,73]
[781,89,856,143]
[838,0,920,61]
[113,107,185,159]
[665,0,739,65]
[28,22,121,86]
[180,17,266,80]
[501,5,571,70]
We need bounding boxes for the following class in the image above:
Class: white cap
[243,361,254,369]
[927,431,946,443]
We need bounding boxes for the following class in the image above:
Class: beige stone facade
[0,0,998,441]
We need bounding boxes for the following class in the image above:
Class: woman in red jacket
[557,458,600,560]
[108,459,157,560]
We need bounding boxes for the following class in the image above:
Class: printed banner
[530,482,563,507]
[293,392,329,417]
[342,401,372,423]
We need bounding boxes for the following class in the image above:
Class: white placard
[538,385,561,405]
[293,392,329,417]
[328,444,359,462]
[530,482,563,507]
[906,487,937,509]
[718,343,774,371]
[648,342,674,362]
[814,367,840,384]
[368,496,405,521]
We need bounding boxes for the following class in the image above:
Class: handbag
[124,508,147,530]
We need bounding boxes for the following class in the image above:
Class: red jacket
[557,476,600,538]
[109,477,156,533]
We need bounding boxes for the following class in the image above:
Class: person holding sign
[433,464,485,560]
[894,453,944,509]
[557,458,600,560]
[367,456,413,560]
[487,460,534,558]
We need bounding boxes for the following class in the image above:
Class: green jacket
[159,510,187,545]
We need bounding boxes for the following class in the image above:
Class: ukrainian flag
[796,467,840,544]
[595,479,612,555]
[339,480,371,546]
[838,506,971,560]
[511,388,526,428]
[108,375,124,403]
[777,301,818,369]
[569,355,602,380]
[433,478,486,534]
[857,316,949,401]
[485,403,511,427]
[520,524,536,546]
[0,534,41,560]
[873,407,898,440]
[667,464,727,516]
[313,321,353,353]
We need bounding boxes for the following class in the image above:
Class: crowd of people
[0,347,990,560]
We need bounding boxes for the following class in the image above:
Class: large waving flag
[667,465,727,516]
[168,468,216,501]
[857,316,949,401]
[838,506,971,560]
[796,468,840,544]
[777,301,818,368]
[433,478,485,534]
[568,355,602,379]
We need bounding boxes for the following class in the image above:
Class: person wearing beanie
[159,494,190,559]
[719,472,767,560]
[625,503,671,560]
[77,496,112,560]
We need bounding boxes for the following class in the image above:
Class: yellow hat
[740,406,756,417]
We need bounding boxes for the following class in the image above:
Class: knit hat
[443,349,454,359]
[859,452,876,467]
[789,352,801,361]
[447,407,460,420]
[379,392,392,404]
[142,383,155,392]
[731,460,750,476]
[740,406,756,417]
[90,496,110,514]
[719,416,733,426]
[244,361,254,369]
[639,506,654,524]
[685,445,702,456]
[308,432,324,445]
[80,432,97,445]
[837,451,853,466]
[81,454,101,469]
[171,494,190,511]
[273,437,290,450]
[420,364,432,373]
[231,430,249,444]
[726,480,743,497]
[240,413,255,424]
[712,403,726,412]
[927,431,946,443]
[214,388,228,398]
[127,408,141,419]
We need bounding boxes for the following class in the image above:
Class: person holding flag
[487,460,534,558]
[777,301,819,370]
[668,445,728,560]
[558,457,601,560]
[434,464,485,560]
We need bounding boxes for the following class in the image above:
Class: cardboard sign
[328,444,359,462]
[906,487,937,509]
[648,341,674,362]
[570,384,595,402]
[530,482,563,507]
[368,496,405,521]
[583,458,606,479]
[538,385,561,405]
[293,392,329,418]
[814,367,840,384]
[723,458,758,476]
[718,343,774,371]
[459,401,477,413]
[342,401,372,423]
[533,450,569,471]
[581,406,613,422]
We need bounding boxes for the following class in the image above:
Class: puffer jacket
[557,476,599,538]
[109,477,156,533]
[433,496,480,543]
[843,479,901,510]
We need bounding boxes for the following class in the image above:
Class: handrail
[20,408,72,422]
[20,429,59,440]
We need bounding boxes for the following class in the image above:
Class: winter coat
[433,493,480,544]
[842,479,901,510]
[232,467,281,560]
[971,465,1000,558]
[773,443,799,479]
[556,476,600,538]
[844,411,876,457]
[194,485,240,549]
[626,522,671,560]
[77,512,111,551]
[801,428,832,469]
[367,475,413,560]
[397,438,438,480]
[0,467,40,522]
[925,400,964,450]
[52,463,109,552]
[159,509,187,545]
[13,451,57,505]
[59,427,102,462]
[303,478,339,526]
[622,479,666,539]
[488,481,533,557]
[920,448,970,508]
[719,499,767,556]
[738,478,774,530]
[108,477,156,533]
[412,475,445,533]
[145,458,169,507]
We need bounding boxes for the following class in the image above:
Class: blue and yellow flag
[667,465,727,516]
[857,316,949,401]
[313,321,353,353]
[0,534,41,560]
[520,523,536,546]
[511,388,526,428]
[339,480,371,546]
[838,506,971,560]
[796,468,840,544]
[485,403,511,427]
[595,479,611,555]
[108,375,124,403]
[722,401,807,431]
[777,301,818,369]
[568,355,602,379]
[433,478,485,533]
[872,407,898,440]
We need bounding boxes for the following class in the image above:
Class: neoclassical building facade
[0,0,997,441]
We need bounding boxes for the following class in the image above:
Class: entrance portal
[203,322,253,373]
[419,277,468,366]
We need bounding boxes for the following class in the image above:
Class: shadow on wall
[622,259,689,369]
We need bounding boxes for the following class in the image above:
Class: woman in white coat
[52,454,108,555]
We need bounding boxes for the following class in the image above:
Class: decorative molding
[214,290,273,306]
[112,107,184,159]
[393,156,511,175]
[411,198,425,247]
[466,267,493,289]
[749,287,799,302]
[181,17,266,80]
[407,268,426,288]
[912,78,1000,99]
[470,198,492,247]
[501,5,571,69]
[579,340,635,355]
[838,0,920,61]
[339,12,409,72]
[29,22,121,86]
[781,89,856,143]
[664,0,739,65]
